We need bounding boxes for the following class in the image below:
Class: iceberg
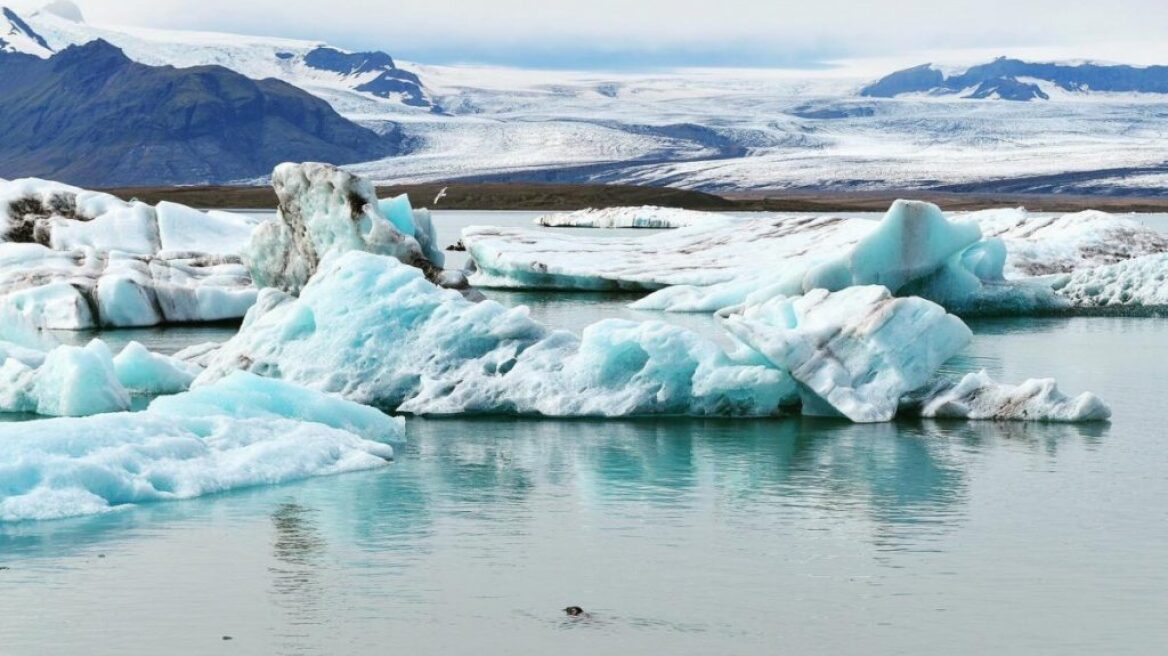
[904,371,1112,422]
[0,339,130,417]
[1051,253,1168,310]
[113,341,203,394]
[464,201,1168,315]
[195,250,794,417]
[720,286,972,422]
[0,372,401,522]
[246,163,454,295]
[535,206,731,229]
[0,178,260,329]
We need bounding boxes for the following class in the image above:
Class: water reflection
[268,502,327,652]
[0,415,1108,564]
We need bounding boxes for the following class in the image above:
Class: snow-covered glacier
[0,372,401,522]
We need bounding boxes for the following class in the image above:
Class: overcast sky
[21,0,1168,69]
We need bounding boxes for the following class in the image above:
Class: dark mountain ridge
[0,39,399,186]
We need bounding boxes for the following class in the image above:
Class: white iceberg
[720,286,972,422]
[246,162,452,295]
[0,372,401,522]
[464,201,1168,315]
[905,371,1112,422]
[195,250,794,417]
[0,178,260,329]
[536,206,731,229]
[1051,253,1168,310]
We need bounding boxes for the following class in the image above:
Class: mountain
[862,57,1168,101]
[25,8,438,113]
[0,39,399,186]
[1,7,52,56]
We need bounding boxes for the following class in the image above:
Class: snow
[0,340,129,417]
[536,206,731,229]
[0,372,401,522]
[113,341,202,394]
[195,250,794,417]
[0,178,259,329]
[246,163,451,295]
[720,286,972,422]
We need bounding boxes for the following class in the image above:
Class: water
[2,214,1168,654]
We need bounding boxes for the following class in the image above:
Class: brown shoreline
[102,183,1168,213]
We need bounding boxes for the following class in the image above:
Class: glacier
[0,372,401,522]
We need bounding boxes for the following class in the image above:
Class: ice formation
[195,250,794,417]
[465,201,1168,315]
[0,340,130,416]
[113,341,202,394]
[190,249,1106,423]
[535,206,731,229]
[246,163,453,295]
[1050,253,1168,310]
[0,372,402,522]
[0,178,259,329]
[720,286,972,422]
[904,371,1112,422]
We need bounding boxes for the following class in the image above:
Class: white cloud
[16,0,1168,66]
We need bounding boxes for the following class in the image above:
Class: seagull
[433,186,448,206]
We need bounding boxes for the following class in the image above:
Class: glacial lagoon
[1,212,1167,654]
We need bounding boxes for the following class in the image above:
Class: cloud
[20,0,1168,67]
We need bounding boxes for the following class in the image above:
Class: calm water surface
[1,213,1166,655]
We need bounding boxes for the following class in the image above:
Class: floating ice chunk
[1051,253,1168,310]
[196,250,792,417]
[378,194,417,236]
[966,208,1168,277]
[0,373,401,522]
[113,341,202,394]
[466,215,871,292]
[536,206,731,229]
[720,286,972,423]
[803,200,982,293]
[151,371,405,444]
[247,163,450,294]
[0,340,132,416]
[907,370,1111,422]
[156,202,259,257]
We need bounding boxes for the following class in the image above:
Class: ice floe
[0,178,260,329]
[466,201,1168,315]
[903,371,1112,422]
[536,206,731,229]
[0,339,130,417]
[195,250,795,417]
[0,372,401,522]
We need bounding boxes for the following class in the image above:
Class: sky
[17,0,1168,69]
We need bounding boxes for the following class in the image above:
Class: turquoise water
[1,215,1167,654]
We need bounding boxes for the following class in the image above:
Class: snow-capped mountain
[24,5,437,114]
[4,3,1168,194]
[0,6,51,56]
[862,57,1168,101]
